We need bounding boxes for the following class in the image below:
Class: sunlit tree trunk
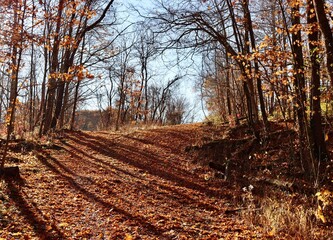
[52,3,77,129]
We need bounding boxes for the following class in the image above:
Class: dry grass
[240,191,322,239]
[259,197,315,238]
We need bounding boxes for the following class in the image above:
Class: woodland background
[0,0,333,238]
[1,0,333,178]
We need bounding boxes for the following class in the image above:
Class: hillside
[0,122,332,239]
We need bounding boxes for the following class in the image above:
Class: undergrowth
[240,188,328,239]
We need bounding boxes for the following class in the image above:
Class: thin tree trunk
[29,0,36,132]
[70,81,81,130]
[59,81,70,128]
[1,0,25,168]
[242,0,268,130]
[37,16,50,136]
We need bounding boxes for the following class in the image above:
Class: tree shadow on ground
[60,140,144,181]
[5,179,64,239]
[67,131,230,200]
[123,130,192,154]
[60,139,222,212]
[35,151,166,237]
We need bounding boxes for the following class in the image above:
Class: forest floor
[0,122,333,239]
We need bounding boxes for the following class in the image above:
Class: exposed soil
[0,122,332,239]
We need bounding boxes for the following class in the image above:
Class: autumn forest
[0,0,333,238]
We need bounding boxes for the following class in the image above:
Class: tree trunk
[70,81,81,130]
[37,18,49,136]
[59,81,70,128]
[1,0,25,168]
[29,1,36,132]
[242,0,268,130]
[308,0,328,161]
[43,0,65,134]
[291,2,314,178]
[313,0,333,85]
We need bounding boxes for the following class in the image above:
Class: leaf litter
[0,122,332,239]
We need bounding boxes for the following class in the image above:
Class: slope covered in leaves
[0,123,332,239]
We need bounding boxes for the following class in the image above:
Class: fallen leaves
[58,222,69,228]
[0,123,332,238]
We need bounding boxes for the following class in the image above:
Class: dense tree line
[0,0,332,179]
[0,0,189,168]
[144,0,333,179]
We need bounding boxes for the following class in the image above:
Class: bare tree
[42,0,116,134]
[133,27,158,123]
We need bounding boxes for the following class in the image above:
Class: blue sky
[123,0,206,122]
[83,0,206,122]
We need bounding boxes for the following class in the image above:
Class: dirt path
[1,124,259,239]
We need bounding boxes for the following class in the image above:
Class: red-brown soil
[0,123,332,239]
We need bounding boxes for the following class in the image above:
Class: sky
[124,0,207,122]
[83,0,206,122]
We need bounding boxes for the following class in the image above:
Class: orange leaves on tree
[48,65,94,82]
[60,35,78,49]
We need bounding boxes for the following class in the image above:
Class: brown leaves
[1,124,332,238]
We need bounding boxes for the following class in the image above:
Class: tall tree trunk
[59,81,70,128]
[144,77,149,124]
[236,0,259,138]
[70,81,81,130]
[29,0,36,132]
[313,0,333,85]
[51,68,66,129]
[242,0,268,130]
[225,65,232,117]
[221,19,232,118]
[52,4,77,130]
[308,0,328,161]
[37,16,50,136]
[291,2,314,177]
[70,20,87,130]
[43,0,65,134]
[116,78,125,131]
[136,44,148,122]
[1,0,25,168]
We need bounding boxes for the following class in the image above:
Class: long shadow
[68,132,195,178]
[35,152,166,237]
[68,131,226,199]
[36,149,136,203]
[149,181,220,211]
[60,139,221,212]
[37,149,95,185]
[60,141,143,181]
[72,132,197,177]
[123,134,188,154]
[5,179,64,239]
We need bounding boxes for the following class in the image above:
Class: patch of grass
[259,197,315,238]
[240,191,321,239]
